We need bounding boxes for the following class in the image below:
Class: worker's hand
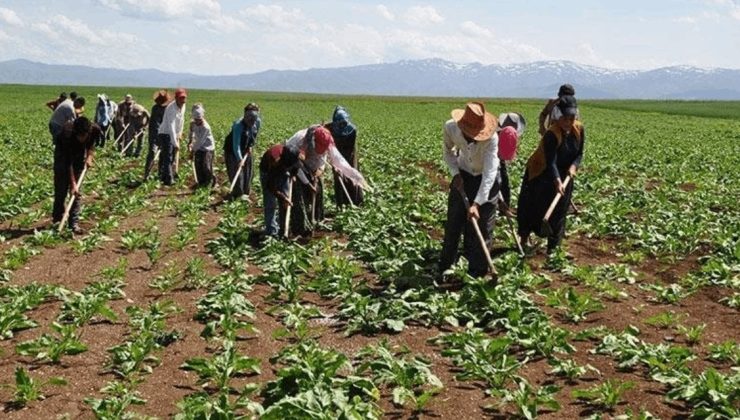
[278,192,292,207]
[467,202,480,220]
[309,182,318,193]
[85,156,94,168]
[451,174,463,192]
[568,165,577,178]
[72,184,81,197]
[314,169,324,178]
[555,179,566,196]
[499,201,515,217]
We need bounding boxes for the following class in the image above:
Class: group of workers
[46,83,583,279]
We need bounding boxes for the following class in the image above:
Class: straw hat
[451,102,497,141]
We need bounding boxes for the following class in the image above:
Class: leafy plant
[644,311,683,329]
[84,381,146,420]
[181,340,260,392]
[572,379,634,411]
[664,368,740,419]
[677,323,705,346]
[707,340,740,365]
[544,286,605,323]
[16,322,87,363]
[2,367,66,407]
[356,339,442,410]
[548,358,600,382]
[490,379,560,419]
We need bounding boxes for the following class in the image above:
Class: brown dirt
[1,165,737,420]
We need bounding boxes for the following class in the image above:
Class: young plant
[490,379,560,419]
[644,311,683,329]
[548,358,600,382]
[544,286,605,323]
[2,367,66,407]
[84,381,146,420]
[181,340,260,392]
[356,339,443,410]
[677,323,705,346]
[15,322,87,363]
[707,340,740,365]
[572,379,634,411]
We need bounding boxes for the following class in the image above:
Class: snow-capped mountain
[1,58,739,99]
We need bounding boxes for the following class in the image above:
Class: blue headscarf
[331,106,355,138]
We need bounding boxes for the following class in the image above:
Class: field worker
[128,103,150,157]
[259,144,302,237]
[157,88,187,186]
[439,101,501,278]
[49,96,85,145]
[46,92,67,111]
[187,103,215,188]
[285,125,369,236]
[518,95,584,254]
[538,84,577,136]
[116,94,137,153]
[143,89,170,180]
[497,112,526,215]
[224,102,261,200]
[52,116,99,234]
[94,94,116,148]
[326,106,363,207]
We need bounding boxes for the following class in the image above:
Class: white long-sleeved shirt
[157,101,185,145]
[443,119,500,205]
[285,128,327,173]
[189,120,215,151]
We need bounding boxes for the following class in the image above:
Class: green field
[0,84,738,419]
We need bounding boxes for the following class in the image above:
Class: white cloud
[0,7,22,26]
[96,0,221,20]
[405,6,444,26]
[376,5,395,21]
[239,4,306,29]
[460,21,493,38]
[673,16,697,23]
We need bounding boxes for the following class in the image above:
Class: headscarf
[331,106,355,137]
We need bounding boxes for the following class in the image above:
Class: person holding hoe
[143,89,170,181]
[52,117,98,234]
[187,103,215,188]
[538,84,578,136]
[517,95,585,255]
[259,143,303,238]
[224,102,261,200]
[325,106,363,207]
[157,87,187,186]
[439,101,501,279]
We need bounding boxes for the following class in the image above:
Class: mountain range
[1,58,739,99]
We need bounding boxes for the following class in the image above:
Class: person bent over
[52,117,97,234]
[259,144,301,237]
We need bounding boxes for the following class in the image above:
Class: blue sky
[0,0,738,75]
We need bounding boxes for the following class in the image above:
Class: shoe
[70,225,84,235]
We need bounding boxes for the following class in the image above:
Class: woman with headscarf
[517,95,585,254]
[325,106,363,206]
[224,103,261,200]
[285,125,369,236]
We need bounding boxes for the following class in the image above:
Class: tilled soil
[0,176,738,420]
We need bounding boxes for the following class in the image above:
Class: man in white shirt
[439,101,501,278]
[157,88,187,185]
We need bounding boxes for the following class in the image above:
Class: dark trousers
[333,172,364,207]
[194,150,214,188]
[439,172,497,277]
[225,152,252,197]
[290,178,324,236]
[158,133,176,185]
[143,135,159,180]
[52,159,83,228]
[516,171,574,250]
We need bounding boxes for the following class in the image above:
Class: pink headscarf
[498,126,518,161]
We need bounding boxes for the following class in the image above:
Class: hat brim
[452,109,498,141]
